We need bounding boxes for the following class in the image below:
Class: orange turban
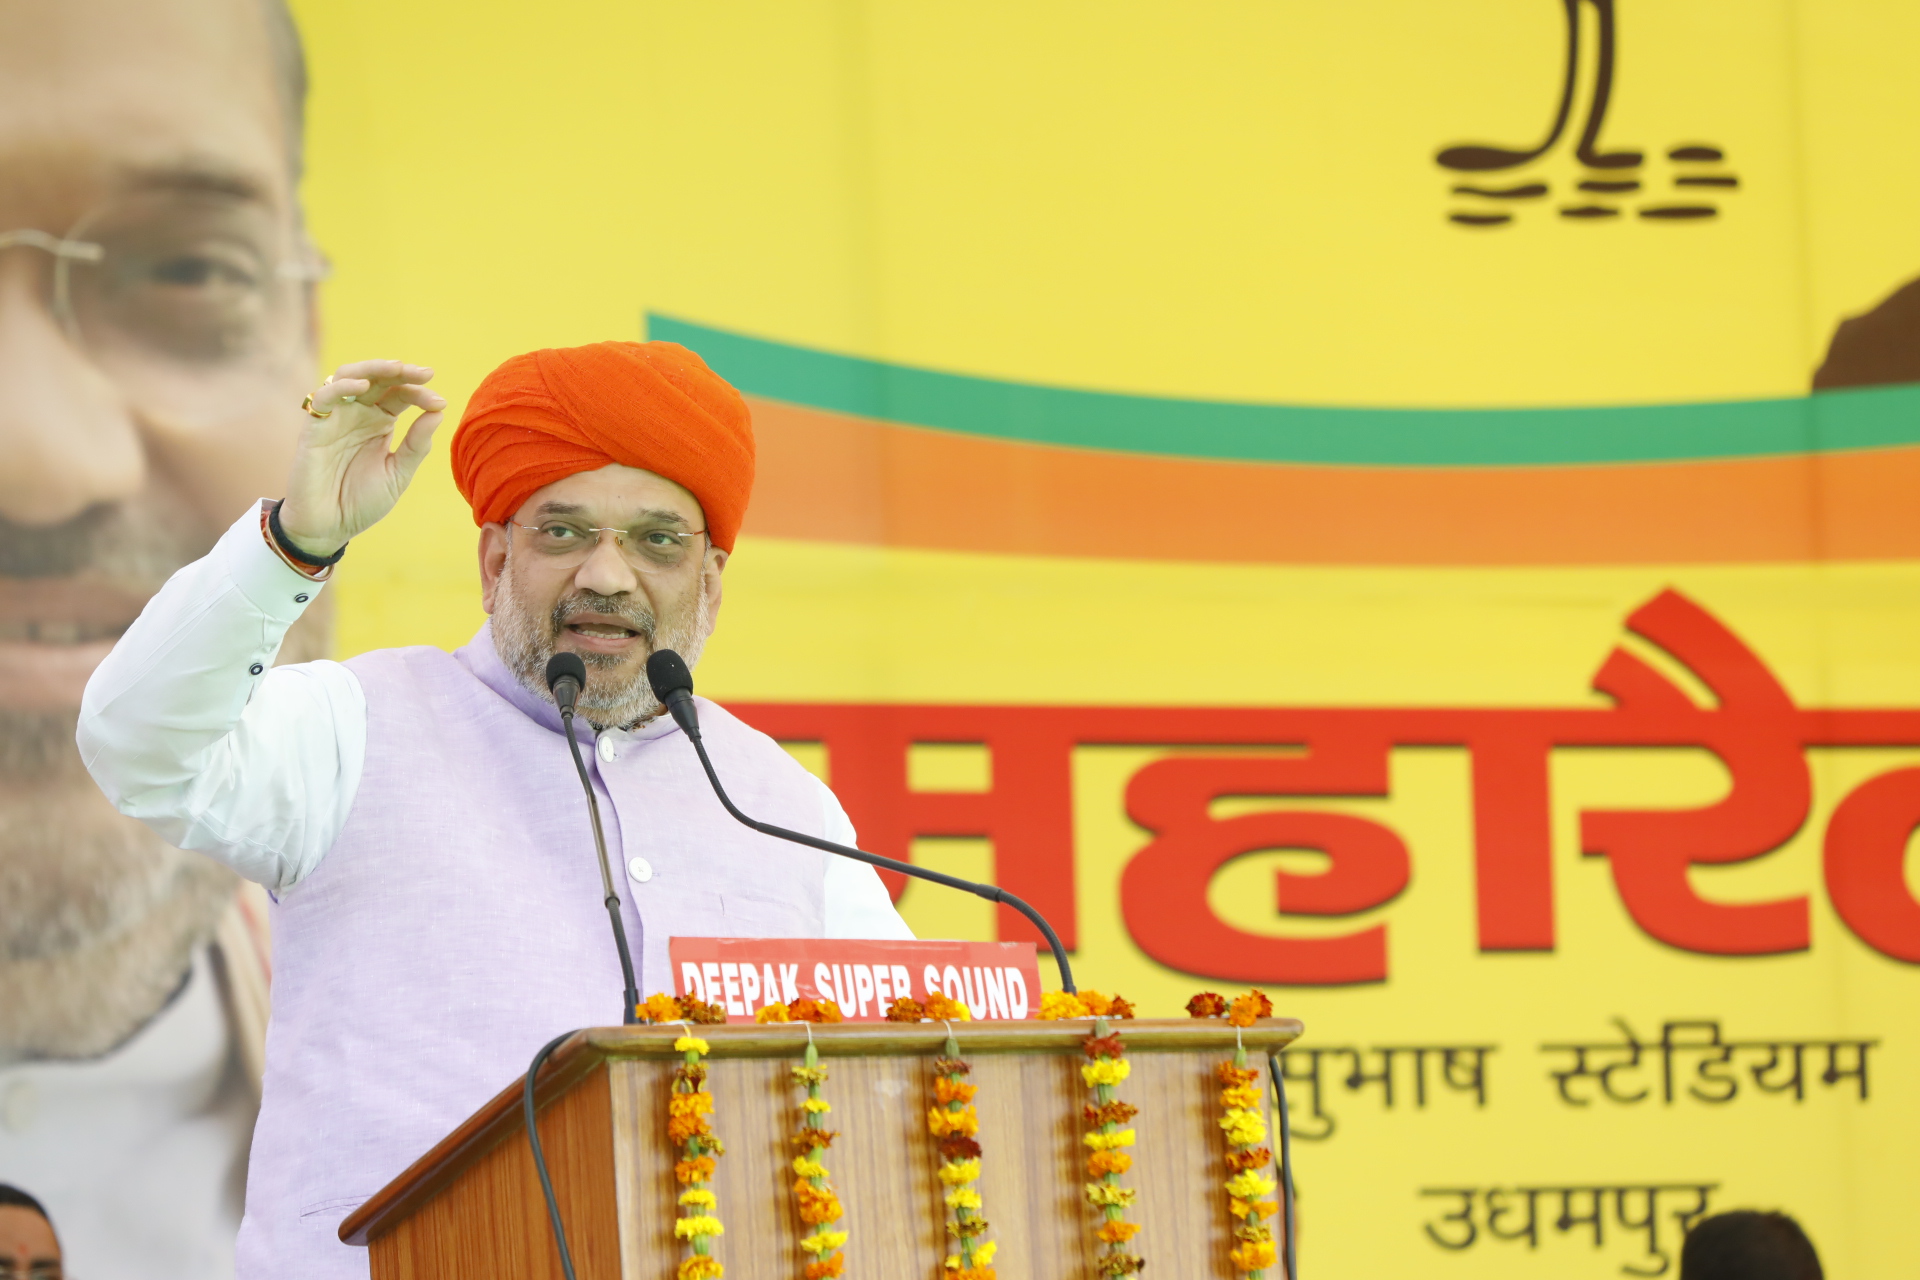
[451,340,755,551]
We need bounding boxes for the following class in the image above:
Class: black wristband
[268,499,348,568]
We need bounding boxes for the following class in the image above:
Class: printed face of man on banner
[0,0,317,1061]
[0,8,316,1262]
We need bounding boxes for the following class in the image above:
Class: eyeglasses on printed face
[512,520,711,574]
[0,186,326,425]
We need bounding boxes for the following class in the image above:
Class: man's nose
[572,531,641,597]
[0,252,146,526]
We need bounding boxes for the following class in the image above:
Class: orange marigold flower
[927,1104,980,1137]
[934,1077,978,1105]
[922,992,970,1021]
[1227,992,1267,1027]
[1226,1147,1274,1172]
[1216,1063,1261,1088]
[932,1057,972,1077]
[1107,995,1136,1019]
[673,1156,716,1184]
[1096,1220,1142,1244]
[667,1113,712,1145]
[1080,990,1113,1016]
[789,997,843,1024]
[1083,1032,1126,1060]
[1086,1150,1133,1177]
[640,993,682,1024]
[1229,1240,1277,1272]
[669,1092,715,1117]
[1186,991,1228,1018]
[885,996,927,1022]
[804,1255,846,1280]
[755,1002,792,1023]
[794,1183,843,1224]
[793,1130,839,1150]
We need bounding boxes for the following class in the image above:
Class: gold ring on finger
[301,393,333,419]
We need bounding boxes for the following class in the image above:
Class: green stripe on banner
[648,313,1920,468]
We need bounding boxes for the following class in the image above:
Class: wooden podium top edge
[339,1017,1301,1246]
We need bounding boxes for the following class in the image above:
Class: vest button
[597,735,618,764]
[248,663,264,676]
[627,856,654,884]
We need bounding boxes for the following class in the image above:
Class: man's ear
[478,523,510,613]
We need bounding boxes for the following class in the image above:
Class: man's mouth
[0,578,148,711]
[557,608,653,655]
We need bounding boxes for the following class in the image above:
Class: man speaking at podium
[77,343,911,1276]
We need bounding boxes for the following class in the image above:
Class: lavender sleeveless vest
[235,627,828,1279]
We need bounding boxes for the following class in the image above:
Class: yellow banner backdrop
[294,2,1920,1275]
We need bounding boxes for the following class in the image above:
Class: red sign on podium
[668,937,1041,1022]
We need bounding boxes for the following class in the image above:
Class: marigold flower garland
[929,1031,998,1279]
[1080,1022,1145,1276]
[786,1036,849,1279]
[1190,989,1280,1276]
[668,1032,726,1280]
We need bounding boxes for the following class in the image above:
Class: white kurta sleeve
[814,777,916,939]
[76,502,367,894]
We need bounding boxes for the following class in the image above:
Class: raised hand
[277,361,447,558]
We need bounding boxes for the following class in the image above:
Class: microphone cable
[525,1030,582,1280]
[1269,1053,1299,1280]
[643,649,1077,994]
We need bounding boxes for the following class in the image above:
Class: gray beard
[0,489,240,1061]
[490,548,713,730]
[0,707,236,1063]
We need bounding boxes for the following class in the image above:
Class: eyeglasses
[512,520,710,574]
[0,1260,65,1279]
[1,187,326,424]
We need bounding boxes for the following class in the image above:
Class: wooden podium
[339,1018,1301,1279]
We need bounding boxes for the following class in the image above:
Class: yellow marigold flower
[792,1157,828,1179]
[1097,1220,1142,1243]
[678,1189,717,1207]
[669,1092,715,1117]
[1038,990,1090,1020]
[1230,1240,1277,1272]
[673,1215,725,1240]
[677,1256,724,1280]
[972,1240,999,1266]
[927,1105,980,1137]
[1231,1196,1281,1220]
[1220,1083,1261,1109]
[674,1036,710,1055]
[1084,1182,1139,1207]
[945,1187,983,1211]
[1219,1109,1268,1147]
[791,1065,830,1086]
[1083,1128,1137,1150]
[800,1229,850,1254]
[802,1097,832,1114]
[938,1158,982,1185]
[1225,1170,1277,1200]
[755,1002,792,1023]
[1080,1059,1131,1087]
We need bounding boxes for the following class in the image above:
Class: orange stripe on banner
[743,397,1920,565]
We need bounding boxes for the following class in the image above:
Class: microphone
[645,650,1077,994]
[545,652,641,1024]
